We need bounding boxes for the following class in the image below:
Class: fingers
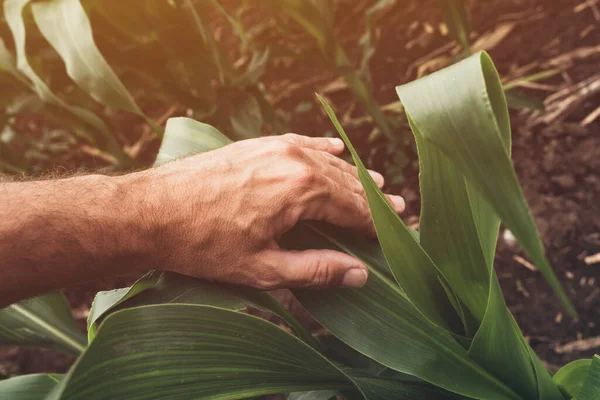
[311,149,385,188]
[386,194,406,213]
[258,249,369,289]
[302,179,378,235]
[279,133,344,155]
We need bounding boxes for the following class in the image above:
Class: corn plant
[0,52,597,400]
[437,0,472,53]
[260,0,396,141]
[0,0,272,170]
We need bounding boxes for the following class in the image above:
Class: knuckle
[282,133,302,145]
[250,265,280,290]
[267,140,294,156]
[296,164,318,186]
[308,256,332,287]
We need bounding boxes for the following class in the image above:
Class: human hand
[128,134,405,290]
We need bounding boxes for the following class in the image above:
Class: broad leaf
[397,52,561,398]
[86,271,161,342]
[317,93,463,334]
[554,359,592,398]
[575,355,600,400]
[290,225,519,400]
[151,116,518,399]
[0,373,63,399]
[396,51,575,316]
[108,271,319,350]
[46,304,360,400]
[0,293,85,355]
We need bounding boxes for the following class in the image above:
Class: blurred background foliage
[1,0,599,377]
[0,0,538,178]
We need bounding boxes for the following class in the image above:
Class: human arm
[0,134,405,306]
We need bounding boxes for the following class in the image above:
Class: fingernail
[368,170,384,186]
[327,137,344,149]
[341,268,368,288]
[390,195,406,212]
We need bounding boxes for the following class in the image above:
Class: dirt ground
[1,0,599,378]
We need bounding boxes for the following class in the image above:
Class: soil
[1,0,599,380]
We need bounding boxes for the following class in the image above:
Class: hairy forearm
[0,173,154,306]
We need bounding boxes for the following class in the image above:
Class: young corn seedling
[0,52,597,400]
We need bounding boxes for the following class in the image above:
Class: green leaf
[358,0,395,83]
[86,271,161,342]
[30,0,159,133]
[555,359,593,398]
[395,51,575,316]
[262,0,395,142]
[349,374,460,400]
[155,117,231,165]
[0,293,85,355]
[398,52,561,398]
[317,93,463,334]
[287,390,340,400]
[554,359,592,398]
[110,271,319,350]
[0,373,63,399]
[47,304,360,400]
[3,0,132,165]
[290,226,518,400]
[576,355,600,400]
[152,117,516,399]
[437,0,471,53]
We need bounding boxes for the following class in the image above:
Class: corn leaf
[437,0,471,53]
[293,253,519,400]
[0,292,85,355]
[151,117,518,399]
[45,304,360,400]
[3,0,131,165]
[86,271,161,342]
[395,51,574,316]
[262,0,395,141]
[396,52,562,398]
[105,271,319,350]
[317,93,463,334]
[287,390,339,400]
[0,373,63,399]
[30,0,159,133]
[0,36,29,86]
[554,359,592,398]
[575,355,600,400]
[155,117,230,164]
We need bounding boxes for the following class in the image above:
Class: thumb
[261,249,369,289]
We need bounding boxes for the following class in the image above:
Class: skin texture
[0,134,404,307]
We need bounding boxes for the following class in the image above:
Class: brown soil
[1,0,599,379]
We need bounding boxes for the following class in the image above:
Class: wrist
[108,171,161,275]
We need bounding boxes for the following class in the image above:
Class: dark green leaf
[0,373,63,400]
[0,293,85,355]
[317,93,463,334]
[47,305,359,400]
[86,271,161,342]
